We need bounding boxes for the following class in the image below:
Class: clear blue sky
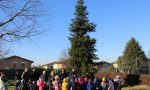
[9,0,150,65]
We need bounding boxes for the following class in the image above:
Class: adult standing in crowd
[21,68,30,83]
[69,68,77,80]
[30,68,39,82]
[108,78,114,90]
[94,77,102,90]
[50,70,55,81]
[40,70,48,82]
[59,68,67,84]
[48,77,53,90]
[48,70,56,90]
[30,68,39,90]
[0,72,8,90]
[0,72,2,90]
[116,75,121,90]
[15,71,21,90]
[21,68,30,90]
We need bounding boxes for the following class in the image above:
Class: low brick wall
[95,73,150,85]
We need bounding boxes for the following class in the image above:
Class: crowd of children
[13,68,122,90]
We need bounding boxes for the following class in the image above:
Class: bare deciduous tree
[59,48,70,61]
[0,41,10,58]
[0,0,49,41]
[0,0,50,57]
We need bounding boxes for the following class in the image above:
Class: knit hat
[102,77,106,82]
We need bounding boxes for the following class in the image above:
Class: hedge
[0,69,51,80]
[95,73,150,85]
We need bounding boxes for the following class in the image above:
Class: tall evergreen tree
[123,37,147,74]
[69,0,98,75]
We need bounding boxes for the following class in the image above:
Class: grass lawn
[122,85,150,90]
[8,80,15,90]
[8,86,15,90]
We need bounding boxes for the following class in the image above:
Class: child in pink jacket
[37,78,44,90]
[53,75,60,90]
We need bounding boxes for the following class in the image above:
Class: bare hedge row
[95,73,150,85]
[0,69,50,80]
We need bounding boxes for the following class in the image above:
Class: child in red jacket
[37,78,44,90]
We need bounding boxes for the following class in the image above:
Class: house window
[20,62,26,68]
[13,62,17,68]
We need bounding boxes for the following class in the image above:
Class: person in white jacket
[0,72,8,90]
[0,73,3,90]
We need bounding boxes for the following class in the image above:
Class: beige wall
[53,63,67,70]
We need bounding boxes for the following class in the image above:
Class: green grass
[8,80,15,90]
[8,80,15,86]
[8,86,15,90]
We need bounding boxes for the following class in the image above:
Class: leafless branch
[0,0,49,41]
[59,48,70,61]
[0,0,50,56]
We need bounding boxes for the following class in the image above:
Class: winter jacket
[53,80,60,90]
[37,80,44,90]
[87,82,94,90]
[30,71,39,81]
[21,72,30,83]
[62,78,68,90]
[94,78,101,90]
